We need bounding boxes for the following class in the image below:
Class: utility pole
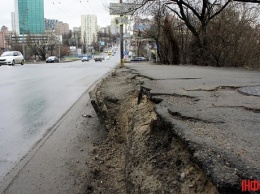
[22,9,28,60]
[120,0,124,67]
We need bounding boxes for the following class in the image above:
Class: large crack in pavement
[88,66,259,194]
[88,67,223,193]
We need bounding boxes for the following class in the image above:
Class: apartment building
[81,14,98,46]
[55,22,70,35]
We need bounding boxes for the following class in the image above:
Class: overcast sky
[0,0,118,30]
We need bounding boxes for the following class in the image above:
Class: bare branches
[127,0,259,67]
[209,0,232,21]
[234,0,260,3]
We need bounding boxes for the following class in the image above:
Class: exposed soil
[87,67,219,194]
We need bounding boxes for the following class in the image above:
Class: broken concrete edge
[89,68,118,131]
[89,67,243,194]
[152,110,241,194]
[140,86,249,194]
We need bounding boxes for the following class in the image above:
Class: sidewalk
[1,92,106,194]
[126,63,260,192]
[90,63,260,193]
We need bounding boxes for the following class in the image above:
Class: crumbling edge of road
[89,66,243,194]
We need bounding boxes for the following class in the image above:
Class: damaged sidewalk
[88,64,260,194]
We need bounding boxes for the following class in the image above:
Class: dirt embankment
[87,67,219,194]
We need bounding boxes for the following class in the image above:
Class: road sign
[114,16,129,25]
[110,3,135,15]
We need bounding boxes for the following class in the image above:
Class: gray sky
[0,0,118,30]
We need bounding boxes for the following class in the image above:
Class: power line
[0,18,11,22]
[46,0,78,20]
[79,0,96,14]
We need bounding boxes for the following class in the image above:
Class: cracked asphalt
[127,63,260,193]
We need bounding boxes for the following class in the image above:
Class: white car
[0,51,25,66]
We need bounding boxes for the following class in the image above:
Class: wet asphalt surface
[127,63,260,193]
[0,59,117,184]
[1,59,258,193]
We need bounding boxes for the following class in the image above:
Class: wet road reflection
[0,60,117,181]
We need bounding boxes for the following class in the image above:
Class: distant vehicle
[46,56,59,63]
[94,56,103,62]
[100,56,105,60]
[108,51,112,55]
[130,57,147,62]
[105,56,110,60]
[0,51,25,66]
[81,57,89,62]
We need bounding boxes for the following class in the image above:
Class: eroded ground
[87,68,219,194]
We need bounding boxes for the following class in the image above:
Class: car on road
[82,57,89,62]
[94,56,103,62]
[0,51,25,66]
[130,57,147,62]
[46,56,59,63]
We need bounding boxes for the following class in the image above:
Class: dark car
[94,56,102,62]
[130,57,147,62]
[46,56,59,63]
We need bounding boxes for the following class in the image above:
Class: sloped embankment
[88,67,218,193]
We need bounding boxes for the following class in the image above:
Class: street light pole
[22,33,25,58]
[120,0,124,67]
[21,8,29,60]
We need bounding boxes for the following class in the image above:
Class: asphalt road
[0,58,118,184]
[127,63,260,192]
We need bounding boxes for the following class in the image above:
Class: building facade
[11,12,16,33]
[45,19,59,31]
[110,18,119,35]
[15,0,44,35]
[0,26,12,51]
[55,22,70,35]
[81,14,97,46]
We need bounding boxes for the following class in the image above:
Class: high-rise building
[81,15,98,46]
[14,0,44,35]
[11,12,16,33]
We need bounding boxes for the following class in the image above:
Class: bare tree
[127,0,260,67]
[10,33,23,53]
[234,0,260,3]
[207,2,260,68]
[128,0,233,65]
[158,15,181,64]
[62,31,72,47]
[82,31,87,54]
[60,45,71,57]
[26,32,60,60]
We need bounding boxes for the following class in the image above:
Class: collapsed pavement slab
[89,64,260,193]
[128,63,260,193]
